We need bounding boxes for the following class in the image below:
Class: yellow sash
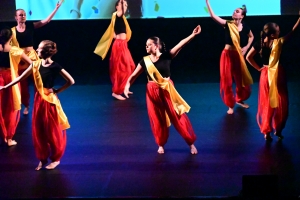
[94,12,132,60]
[144,56,190,127]
[227,21,253,86]
[32,60,70,130]
[8,46,23,110]
[11,27,20,47]
[268,37,284,108]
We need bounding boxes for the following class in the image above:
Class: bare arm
[0,64,33,90]
[54,69,75,94]
[206,0,227,26]
[242,30,254,56]
[169,25,201,58]
[246,47,263,71]
[124,64,143,98]
[284,11,300,42]
[34,0,63,29]
[18,52,33,70]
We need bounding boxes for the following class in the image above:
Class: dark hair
[259,22,278,57]
[148,36,166,53]
[0,28,12,51]
[115,0,143,18]
[240,5,247,19]
[15,9,25,16]
[40,40,57,58]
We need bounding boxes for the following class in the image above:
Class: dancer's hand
[56,0,63,10]
[0,86,5,91]
[192,25,201,36]
[124,82,130,98]
[258,66,266,72]
[241,46,248,56]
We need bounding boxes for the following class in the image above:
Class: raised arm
[241,29,254,56]
[34,0,63,29]
[0,64,33,90]
[206,0,227,26]
[54,69,75,94]
[124,64,143,98]
[169,25,201,58]
[283,10,300,42]
[246,47,264,71]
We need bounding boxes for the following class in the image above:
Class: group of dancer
[0,0,300,170]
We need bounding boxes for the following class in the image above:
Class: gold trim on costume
[32,60,70,130]
[227,21,253,86]
[8,46,23,110]
[94,12,131,60]
[268,37,284,108]
[144,56,190,127]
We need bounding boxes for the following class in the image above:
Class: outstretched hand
[192,25,201,36]
[124,82,130,98]
[56,0,63,10]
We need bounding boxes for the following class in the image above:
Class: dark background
[1,15,300,85]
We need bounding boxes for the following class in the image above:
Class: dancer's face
[36,42,45,59]
[232,8,244,20]
[146,39,158,54]
[15,10,26,23]
[116,0,128,13]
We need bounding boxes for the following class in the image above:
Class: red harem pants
[0,70,20,140]
[146,81,197,146]
[109,39,135,95]
[220,49,251,108]
[257,66,288,135]
[18,68,30,107]
[32,92,67,162]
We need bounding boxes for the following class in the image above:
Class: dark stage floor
[0,83,300,199]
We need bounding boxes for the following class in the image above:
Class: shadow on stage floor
[0,82,300,199]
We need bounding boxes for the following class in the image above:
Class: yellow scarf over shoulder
[144,56,190,127]
[227,21,253,86]
[9,46,23,110]
[32,60,70,130]
[94,12,131,60]
[268,37,284,108]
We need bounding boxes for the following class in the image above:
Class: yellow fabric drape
[8,46,23,110]
[11,27,20,47]
[268,37,284,108]
[94,12,132,60]
[32,60,70,130]
[144,56,190,127]
[227,21,253,86]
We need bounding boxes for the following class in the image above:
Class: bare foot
[7,139,17,146]
[157,146,164,154]
[35,161,43,171]
[236,101,249,109]
[190,144,198,155]
[46,161,60,170]
[274,132,284,140]
[227,107,234,114]
[4,138,7,143]
[128,91,133,95]
[23,106,29,115]
[112,93,126,100]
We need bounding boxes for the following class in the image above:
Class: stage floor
[1,83,300,199]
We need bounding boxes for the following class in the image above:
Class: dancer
[246,14,300,141]
[70,0,142,19]
[12,1,63,115]
[124,25,201,154]
[0,40,74,170]
[94,0,135,100]
[0,28,32,146]
[206,0,253,114]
